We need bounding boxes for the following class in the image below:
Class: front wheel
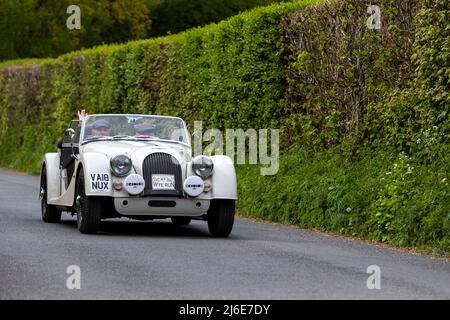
[76,171,102,234]
[40,167,61,223]
[207,200,235,237]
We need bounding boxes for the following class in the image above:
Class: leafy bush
[238,146,449,254]
[145,0,292,36]
[282,0,421,148]
[0,0,294,61]
[412,0,450,108]
[0,0,316,173]
[0,0,151,61]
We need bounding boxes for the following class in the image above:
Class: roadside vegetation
[0,0,287,61]
[0,0,448,254]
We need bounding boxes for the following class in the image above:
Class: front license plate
[152,174,175,190]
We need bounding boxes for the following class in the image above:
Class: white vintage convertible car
[40,114,237,237]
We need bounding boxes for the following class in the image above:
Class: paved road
[0,168,449,300]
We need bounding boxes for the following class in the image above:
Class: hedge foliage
[0,0,448,254]
[0,0,152,61]
[0,0,291,61]
[282,0,421,148]
[0,0,317,171]
[145,0,291,37]
[238,147,450,255]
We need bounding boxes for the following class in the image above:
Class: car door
[60,120,81,190]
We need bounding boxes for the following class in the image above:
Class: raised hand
[77,109,87,121]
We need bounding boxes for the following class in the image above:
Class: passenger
[77,109,87,121]
[134,123,158,138]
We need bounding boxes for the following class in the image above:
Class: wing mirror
[66,128,75,140]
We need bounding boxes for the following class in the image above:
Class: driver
[91,119,112,137]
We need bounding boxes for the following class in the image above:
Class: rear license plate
[152,174,175,190]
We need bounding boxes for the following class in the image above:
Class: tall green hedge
[145,0,292,37]
[0,0,448,254]
[282,0,422,147]
[0,0,317,174]
[0,0,152,61]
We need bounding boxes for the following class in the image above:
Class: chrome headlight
[110,155,132,177]
[192,156,214,179]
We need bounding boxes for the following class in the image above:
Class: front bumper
[114,197,210,216]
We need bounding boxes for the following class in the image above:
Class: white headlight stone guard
[124,174,145,195]
[183,176,205,197]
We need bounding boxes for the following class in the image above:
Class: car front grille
[142,152,183,196]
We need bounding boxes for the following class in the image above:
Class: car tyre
[76,171,101,234]
[171,217,191,226]
[40,167,62,223]
[207,199,235,237]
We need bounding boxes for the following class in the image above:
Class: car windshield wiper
[113,135,189,147]
[133,135,161,141]
[112,135,135,140]
[82,136,113,144]
[155,139,190,147]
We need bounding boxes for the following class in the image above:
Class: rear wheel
[207,200,235,237]
[171,217,191,226]
[76,171,102,234]
[40,167,61,223]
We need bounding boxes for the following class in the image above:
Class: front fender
[209,155,237,200]
[78,152,113,197]
[42,153,60,201]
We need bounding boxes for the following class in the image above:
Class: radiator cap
[183,176,204,197]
